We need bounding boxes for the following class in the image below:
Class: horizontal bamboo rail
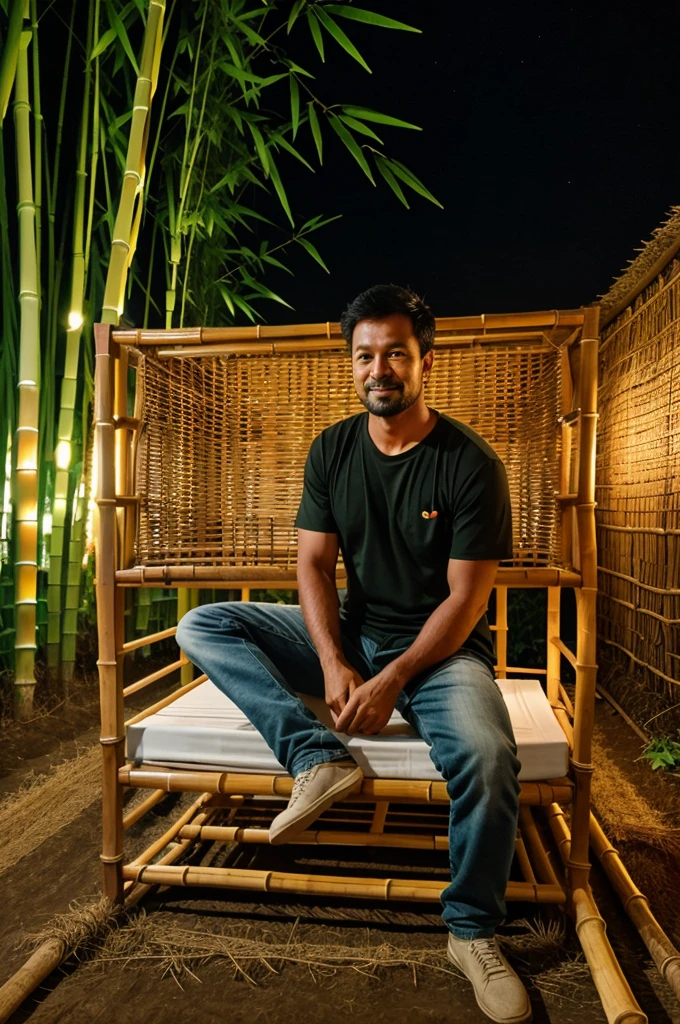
[178,823,450,850]
[590,814,680,1001]
[124,673,208,726]
[110,309,586,347]
[114,566,582,588]
[118,766,573,806]
[120,626,177,653]
[122,789,167,829]
[122,656,187,697]
[120,862,566,904]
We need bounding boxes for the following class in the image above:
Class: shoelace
[290,768,313,803]
[470,940,508,979]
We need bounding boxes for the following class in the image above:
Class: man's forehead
[352,315,417,349]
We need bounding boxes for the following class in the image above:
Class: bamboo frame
[88,307,657,1024]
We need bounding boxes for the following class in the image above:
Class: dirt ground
[1,674,679,1024]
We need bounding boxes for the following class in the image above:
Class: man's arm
[334,558,499,734]
[297,528,365,722]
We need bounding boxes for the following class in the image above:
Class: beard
[358,380,421,418]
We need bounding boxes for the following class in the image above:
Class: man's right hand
[324,663,365,726]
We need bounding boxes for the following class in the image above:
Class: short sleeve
[449,457,513,561]
[294,434,338,533]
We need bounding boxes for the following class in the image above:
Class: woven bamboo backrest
[132,334,564,569]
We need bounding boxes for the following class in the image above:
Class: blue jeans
[176,601,521,939]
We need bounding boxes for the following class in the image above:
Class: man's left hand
[334,669,402,735]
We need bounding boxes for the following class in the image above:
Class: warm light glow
[55,440,71,470]
[42,512,53,536]
[54,497,67,515]
[68,310,84,331]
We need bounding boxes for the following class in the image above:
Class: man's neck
[367,401,438,456]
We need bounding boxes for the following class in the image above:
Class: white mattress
[127,677,568,782]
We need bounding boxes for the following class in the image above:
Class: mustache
[367,380,403,391]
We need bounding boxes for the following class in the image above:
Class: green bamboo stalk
[46,0,94,676]
[101,0,166,325]
[12,9,40,720]
[0,0,24,123]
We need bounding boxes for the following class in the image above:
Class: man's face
[351,313,432,417]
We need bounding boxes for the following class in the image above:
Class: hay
[598,205,680,322]
[0,745,101,875]
[24,896,121,960]
[80,911,460,987]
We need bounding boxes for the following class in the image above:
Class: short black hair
[340,284,435,357]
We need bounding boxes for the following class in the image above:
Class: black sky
[257,0,680,324]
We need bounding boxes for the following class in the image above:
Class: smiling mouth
[368,385,401,394]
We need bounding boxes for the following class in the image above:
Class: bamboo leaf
[300,213,342,233]
[89,26,117,62]
[266,150,294,226]
[328,113,374,184]
[323,6,421,32]
[219,284,235,315]
[233,16,267,47]
[307,101,322,164]
[375,155,409,208]
[306,9,325,62]
[341,105,421,130]
[314,8,371,73]
[274,133,314,173]
[287,0,306,33]
[220,63,265,86]
[386,158,444,207]
[246,277,294,308]
[289,73,300,140]
[231,292,257,322]
[104,0,139,74]
[338,114,382,143]
[247,121,270,177]
[261,252,294,275]
[283,58,314,79]
[297,236,330,273]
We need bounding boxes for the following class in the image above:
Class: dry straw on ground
[0,745,102,875]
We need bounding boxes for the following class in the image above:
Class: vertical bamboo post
[569,306,600,894]
[546,586,561,703]
[94,322,124,903]
[560,343,574,568]
[12,9,40,720]
[495,585,508,678]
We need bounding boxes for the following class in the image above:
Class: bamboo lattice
[133,343,562,569]
[597,258,680,691]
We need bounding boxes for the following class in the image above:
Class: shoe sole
[269,765,364,845]
[446,946,532,1024]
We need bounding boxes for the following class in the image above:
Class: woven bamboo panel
[134,343,562,568]
[597,260,680,691]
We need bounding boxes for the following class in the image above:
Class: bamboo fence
[597,225,680,695]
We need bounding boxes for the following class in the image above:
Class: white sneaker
[269,760,363,845]
[447,933,532,1023]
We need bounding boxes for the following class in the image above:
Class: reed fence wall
[597,256,680,693]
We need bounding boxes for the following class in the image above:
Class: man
[176,284,530,1024]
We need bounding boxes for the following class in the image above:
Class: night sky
[256,0,680,324]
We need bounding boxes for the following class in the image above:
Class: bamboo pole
[179,823,451,851]
[100,0,165,324]
[120,862,565,904]
[495,585,507,678]
[590,814,680,1000]
[46,1,94,677]
[0,0,24,123]
[12,8,40,720]
[0,937,66,1024]
[572,887,647,1024]
[546,587,561,703]
[569,307,600,894]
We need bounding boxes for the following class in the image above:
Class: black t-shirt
[295,411,513,669]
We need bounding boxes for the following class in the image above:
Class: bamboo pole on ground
[100,0,165,325]
[590,814,680,1000]
[12,7,40,720]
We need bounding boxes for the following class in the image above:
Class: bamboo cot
[93,308,654,1022]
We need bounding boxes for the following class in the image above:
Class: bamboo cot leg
[495,585,508,678]
[546,586,561,703]
[590,814,680,1000]
[177,588,193,686]
[95,324,124,904]
[569,308,599,896]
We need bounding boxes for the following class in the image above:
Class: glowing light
[55,440,71,470]
[68,310,84,331]
[42,512,53,536]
